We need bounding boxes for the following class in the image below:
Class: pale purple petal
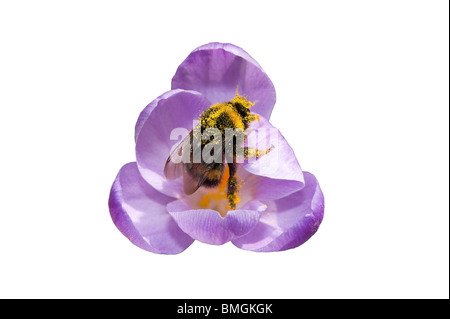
[135,90,211,198]
[171,42,276,119]
[239,116,305,200]
[232,172,324,252]
[167,199,267,245]
[109,162,194,254]
[135,89,186,142]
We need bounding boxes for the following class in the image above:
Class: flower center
[186,165,242,217]
[199,165,241,217]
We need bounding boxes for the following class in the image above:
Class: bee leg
[246,113,260,123]
[243,146,273,159]
[226,163,239,210]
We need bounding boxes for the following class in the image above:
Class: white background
[0,1,448,299]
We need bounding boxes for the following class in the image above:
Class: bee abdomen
[185,162,224,188]
[201,177,222,188]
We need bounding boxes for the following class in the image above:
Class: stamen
[198,165,242,217]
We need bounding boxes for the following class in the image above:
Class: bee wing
[164,131,226,196]
[163,131,209,195]
[164,131,193,180]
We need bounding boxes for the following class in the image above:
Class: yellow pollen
[199,93,255,131]
[229,93,255,109]
[200,103,245,130]
[198,166,241,217]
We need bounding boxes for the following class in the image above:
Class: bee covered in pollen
[164,93,272,211]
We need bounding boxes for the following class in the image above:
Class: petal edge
[172,42,276,119]
[232,172,324,252]
[167,199,267,245]
[109,162,194,254]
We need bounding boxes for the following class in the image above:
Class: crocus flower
[109,43,324,254]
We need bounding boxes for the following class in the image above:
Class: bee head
[228,93,255,119]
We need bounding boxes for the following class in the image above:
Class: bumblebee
[164,93,271,210]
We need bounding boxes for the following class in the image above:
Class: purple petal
[109,162,194,254]
[171,42,276,120]
[135,89,211,198]
[135,89,185,142]
[239,116,305,200]
[232,172,324,252]
[167,199,267,245]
